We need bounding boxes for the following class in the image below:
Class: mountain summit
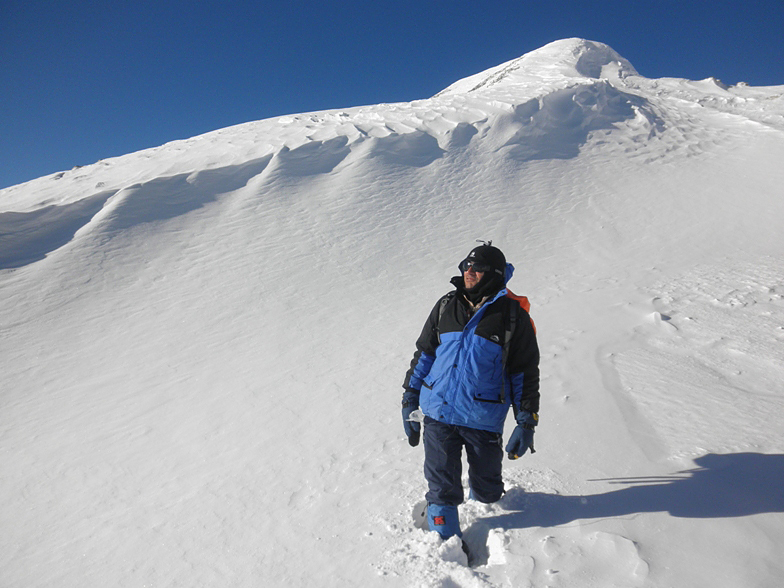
[435,38,638,97]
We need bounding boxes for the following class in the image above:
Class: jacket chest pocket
[464,336,504,399]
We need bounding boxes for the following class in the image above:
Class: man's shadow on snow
[465,452,784,563]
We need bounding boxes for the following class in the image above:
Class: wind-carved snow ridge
[0,156,273,267]
[0,40,671,270]
[491,81,661,161]
[0,191,116,268]
[2,37,764,232]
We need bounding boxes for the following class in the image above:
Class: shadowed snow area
[2,38,784,588]
[0,191,116,268]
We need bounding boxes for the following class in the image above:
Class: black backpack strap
[499,295,518,404]
[436,292,455,345]
[501,295,517,370]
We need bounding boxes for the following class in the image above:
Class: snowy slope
[2,38,784,588]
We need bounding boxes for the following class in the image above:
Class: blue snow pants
[423,416,505,506]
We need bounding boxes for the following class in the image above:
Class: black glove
[505,411,538,459]
[402,389,421,447]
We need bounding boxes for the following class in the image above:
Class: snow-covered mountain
[2,38,783,587]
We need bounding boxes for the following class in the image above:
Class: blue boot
[427,503,462,540]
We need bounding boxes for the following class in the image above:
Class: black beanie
[453,243,507,303]
[462,244,506,277]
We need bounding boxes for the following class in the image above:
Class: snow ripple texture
[2,38,784,588]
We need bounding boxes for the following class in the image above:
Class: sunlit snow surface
[2,38,783,587]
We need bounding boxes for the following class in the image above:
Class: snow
[2,38,783,587]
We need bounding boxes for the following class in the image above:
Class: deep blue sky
[2,0,783,190]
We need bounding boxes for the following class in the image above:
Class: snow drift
[2,38,784,588]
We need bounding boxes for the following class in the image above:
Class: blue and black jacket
[403,264,540,434]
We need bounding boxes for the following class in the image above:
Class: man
[402,242,540,540]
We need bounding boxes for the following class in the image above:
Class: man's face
[463,263,484,290]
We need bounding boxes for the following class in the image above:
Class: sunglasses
[460,260,492,273]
